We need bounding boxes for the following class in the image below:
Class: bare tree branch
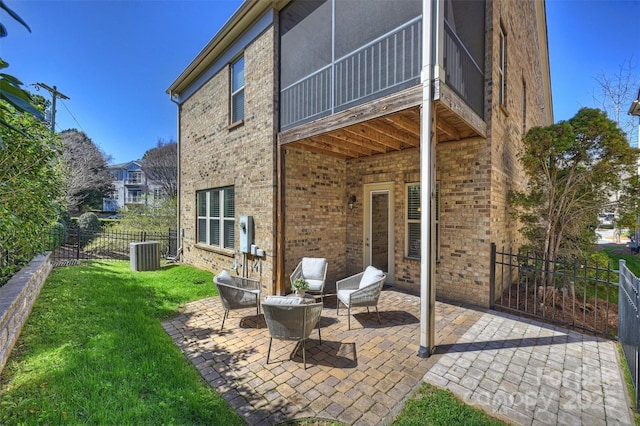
[593,58,639,145]
[140,139,177,198]
[60,129,113,212]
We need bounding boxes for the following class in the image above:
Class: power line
[60,99,85,133]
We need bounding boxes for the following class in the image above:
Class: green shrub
[46,222,67,250]
[78,212,101,233]
[57,209,72,231]
[78,212,101,246]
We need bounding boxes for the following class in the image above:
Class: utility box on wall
[239,215,254,253]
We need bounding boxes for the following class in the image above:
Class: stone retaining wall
[0,253,52,373]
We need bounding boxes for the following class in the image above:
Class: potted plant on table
[292,278,309,297]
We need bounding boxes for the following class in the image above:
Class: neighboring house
[167,0,553,312]
[103,161,164,212]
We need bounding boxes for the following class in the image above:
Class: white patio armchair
[289,257,328,297]
[336,265,386,330]
[262,296,323,369]
[213,270,261,331]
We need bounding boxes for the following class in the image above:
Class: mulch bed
[496,280,618,337]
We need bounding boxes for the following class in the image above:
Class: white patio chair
[213,270,261,331]
[289,257,328,297]
[262,296,323,369]
[336,265,386,330]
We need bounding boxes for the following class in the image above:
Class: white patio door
[364,182,394,285]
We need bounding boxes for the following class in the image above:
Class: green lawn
[0,261,243,425]
[394,383,506,426]
[601,245,640,276]
[0,260,505,425]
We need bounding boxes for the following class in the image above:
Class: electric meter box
[239,215,254,253]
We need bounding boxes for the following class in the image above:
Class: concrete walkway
[163,289,635,425]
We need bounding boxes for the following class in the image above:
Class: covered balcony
[279,0,487,151]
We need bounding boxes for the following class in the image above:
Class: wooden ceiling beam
[384,112,420,139]
[303,137,364,158]
[435,115,461,140]
[330,129,388,153]
[310,134,376,156]
[365,120,418,147]
[345,125,402,151]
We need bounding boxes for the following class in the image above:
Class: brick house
[167,0,553,331]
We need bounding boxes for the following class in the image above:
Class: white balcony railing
[280,18,422,131]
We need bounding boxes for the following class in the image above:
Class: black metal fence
[44,226,178,266]
[489,243,619,338]
[618,260,640,412]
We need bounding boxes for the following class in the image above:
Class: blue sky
[1,0,639,164]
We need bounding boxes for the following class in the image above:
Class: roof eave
[167,0,267,98]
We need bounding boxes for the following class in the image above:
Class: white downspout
[419,0,436,358]
[170,94,182,260]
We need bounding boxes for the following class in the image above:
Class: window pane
[232,90,244,122]
[232,56,244,91]
[197,192,206,216]
[408,223,421,259]
[210,219,220,246]
[407,185,420,220]
[223,219,235,249]
[224,187,235,218]
[197,219,207,243]
[210,191,220,217]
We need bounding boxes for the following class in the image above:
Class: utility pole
[35,82,69,133]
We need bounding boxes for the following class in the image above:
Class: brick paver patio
[163,289,634,425]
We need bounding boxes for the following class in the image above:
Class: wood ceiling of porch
[279,83,485,160]
[289,107,420,160]
[284,104,482,160]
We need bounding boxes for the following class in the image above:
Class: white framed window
[406,182,440,261]
[197,187,235,249]
[498,24,507,107]
[230,55,245,124]
[406,183,420,260]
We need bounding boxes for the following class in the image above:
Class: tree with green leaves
[509,108,637,275]
[0,99,64,281]
[617,170,640,232]
[0,3,65,283]
[0,1,44,131]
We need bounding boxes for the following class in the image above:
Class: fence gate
[618,260,640,412]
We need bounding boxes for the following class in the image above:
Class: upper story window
[197,187,235,250]
[230,55,245,124]
[498,24,507,108]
